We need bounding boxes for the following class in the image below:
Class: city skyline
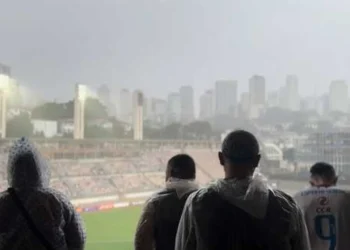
[1,0,350,103]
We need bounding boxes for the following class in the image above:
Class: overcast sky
[1,0,350,103]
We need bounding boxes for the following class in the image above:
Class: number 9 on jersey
[314,214,336,250]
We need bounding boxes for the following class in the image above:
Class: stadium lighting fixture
[74,84,87,140]
[0,74,9,138]
[77,84,87,102]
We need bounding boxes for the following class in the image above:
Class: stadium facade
[296,132,350,175]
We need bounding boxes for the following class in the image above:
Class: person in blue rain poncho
[0,137,86,250]
[175,130,311,250]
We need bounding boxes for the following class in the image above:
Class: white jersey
[294,187,350,250]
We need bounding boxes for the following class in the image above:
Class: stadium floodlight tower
[133,90,144,141]
[0,74,9,139]
[74,84,87,140]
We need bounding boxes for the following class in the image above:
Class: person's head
[165,154,196,181]
[218,130,261,179]
[7,137,50,188]
[309,162,337,187]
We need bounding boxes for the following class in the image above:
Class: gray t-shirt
[294,187,350,250]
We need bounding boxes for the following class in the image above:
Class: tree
[6,112,33,138]
[110,118,128,138]
[162,123,182,139]
[31,98,108,121]
[85,98,109,121]
[185,121,213,139]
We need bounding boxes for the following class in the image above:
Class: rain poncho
[175,173,311,250]
[0,138,86,250]
[134,178,198,250]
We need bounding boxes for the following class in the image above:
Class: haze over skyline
[1,0,350,102]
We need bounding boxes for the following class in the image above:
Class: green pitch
[82,206,142,250]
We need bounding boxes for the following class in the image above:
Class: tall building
[285,75,300,111]
[215,80,237,116]
[167,92,181,124]
[97,84,116,116]
[119,89,132,124]
[179,86,195,124]
[268,91,279,108]
[239,92,250,117]
[133,90,144,141]
[278,86,288,109]
[199,89,214,120]
[249,75,266,118]
[249,75,266,106]
[148,98,167,127]
[329,80,348,113]
[300,96,317,112]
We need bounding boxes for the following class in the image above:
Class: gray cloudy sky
[1,0,350,102]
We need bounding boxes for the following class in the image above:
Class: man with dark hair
[294,162,350,250]
[309,162,338,187]
[176,130,310,250]
[134,154,198,250]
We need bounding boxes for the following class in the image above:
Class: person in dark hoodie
[0,137,86,250]
[134,154,199,250]
[175,130,310,250]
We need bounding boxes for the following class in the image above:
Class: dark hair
[310,162,336,180]
[221,130,260,163]
[167,154,196,179]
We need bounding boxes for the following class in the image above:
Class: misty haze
[1,1,350,249]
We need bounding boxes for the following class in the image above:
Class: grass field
[82,206,142,250]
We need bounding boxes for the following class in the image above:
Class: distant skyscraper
[97,84,116,116]
[199,89,214,120]
[148,98,167,127]
[239,92,250,117]
[329,80,348,113]
[268,91,279,108]
[249,75,266,106]
[278,86,288,109]
[249,75,266,118]
[119,89,132,123]
[215,80,237,116]
[179,86,195,124]
[300,96,317,112]
[167,92,181,124]
[285,75,300,111]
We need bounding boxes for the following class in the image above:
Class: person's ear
[253,154,261,168]
[165,165,170,181]
[218,152,224,166]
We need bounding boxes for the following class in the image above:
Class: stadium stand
[0,140,220,199]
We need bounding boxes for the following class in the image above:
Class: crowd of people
[0,131,349,249]
[0,147,219,199]
[0,151,178,198]
[135,130,350,250]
